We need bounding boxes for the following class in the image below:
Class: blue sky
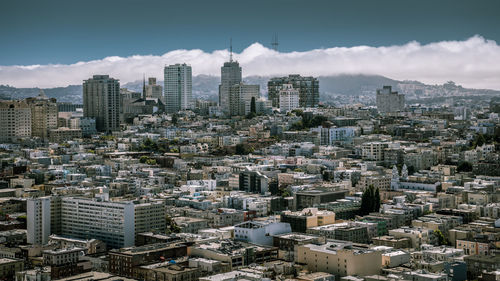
[1,0,499,65]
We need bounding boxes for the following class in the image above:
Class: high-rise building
[279,84,299,113]
[27,197,51,245]
[26,90,58,140]
[0,100,32,142]
[83,75,120,132]
[229,83,259,116]
[219,61,242,114]
[268,75,319,108]
[376,86,405,113]
[145,77,163,101]
[164,64,192,113]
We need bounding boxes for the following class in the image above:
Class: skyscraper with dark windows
[268,75,319,108]
[83,75,120,132]
[219,60,242,115]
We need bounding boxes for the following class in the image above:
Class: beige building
[0,258,24,279]
[26,90,58,140]
[49,127,82,143]
[281,208,335,233]
[297,242,381,277]
[0,100,31,142]
[361,142,388,161]
[456,239,491,256]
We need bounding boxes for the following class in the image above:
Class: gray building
[145,77,163,101]
[83,75,120,132]
[219,60,242,114]
[268,75,319,108]
[164,63,192,113]
[229,83,259,116]
[376,86,405,113]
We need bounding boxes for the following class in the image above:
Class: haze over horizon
[1,36,500,90]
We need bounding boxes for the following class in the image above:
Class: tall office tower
[0,100,32,142]
[59,197,165,249]
[229,83,259,116]
[279,84,300,113]
[145,77,163,101]
[83,75,120,132]
[164,64,192,113]
[219,61,242,114]
[268,75,319,108]
[26,90,58,140]
[27,197,51,245]
[376,86,405,113]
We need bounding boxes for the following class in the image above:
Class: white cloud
[1,35,500,89]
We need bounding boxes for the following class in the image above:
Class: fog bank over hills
[1,74,498,104]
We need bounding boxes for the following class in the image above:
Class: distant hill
[1,74,498,104]
[0,84,83,103]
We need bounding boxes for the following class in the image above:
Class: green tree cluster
[457,161,473,172]
[360,185,381,215]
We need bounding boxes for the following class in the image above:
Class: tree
[374,187,381,212]
[235,143,248,155]
[457,161,473,172]
[433,229,448,246]
[291,109,303,117]
[139,156,149,163]
[360,185,381,216]
[172,114,178,125]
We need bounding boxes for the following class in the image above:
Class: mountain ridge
[1,74,498,104]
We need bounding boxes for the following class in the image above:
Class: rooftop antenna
[271,33,279,51]
[230,37,233,62]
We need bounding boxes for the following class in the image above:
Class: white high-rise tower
[164,64,192,113]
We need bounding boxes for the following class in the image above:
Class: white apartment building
[164,63,192,113]
[60,197,165,249]
[279,84,299,113]
[27,197,51,245]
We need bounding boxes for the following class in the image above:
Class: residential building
[0,258,23,280]
[229,83,259,116]
[0,100,31,142]
[190,240,278,269]
[164,64,192,113]
[83,75,120,132]
[279,84,300,113]
[268,75,319,108]
[376,86,405,113]
[297,241,382,277]
[145,77,163,101]
[295,189,348,210]
[27,197,51,245]
[234,220,291,246]
[26,90,58,140]
[281,208,335,233]
[109,243,188,278]
[239,170,269,194]
[49,127,82,143]
[60,197,165,249]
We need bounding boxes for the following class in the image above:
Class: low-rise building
[297,241,382,277]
